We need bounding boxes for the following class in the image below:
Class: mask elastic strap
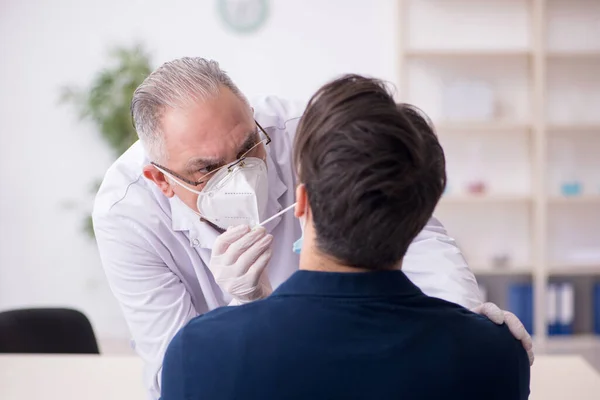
[302,202,308,230]
[258,203,297,227]
[153,165,203,195]
[154,165,214,224]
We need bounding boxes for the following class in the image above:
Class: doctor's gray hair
[131,57,248,161]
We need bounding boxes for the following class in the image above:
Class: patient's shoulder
[418,297,530,398]
[161,304,267,397]
[441,300,527,368]
[185,302,254,332]
[179,300,271,346]
[419,296,525,359]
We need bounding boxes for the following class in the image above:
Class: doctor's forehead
[160,96,255,163]
[182,129,257,171]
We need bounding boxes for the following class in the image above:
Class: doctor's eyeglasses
[151,120,271,187]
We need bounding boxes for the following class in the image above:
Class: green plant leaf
[83,215,95,239]
[59,43,153,239]
[90,178,103,194]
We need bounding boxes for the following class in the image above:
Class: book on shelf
[547,284,559,335]
[508,283,534,335]
[594,283,600,335]
[547,282,575,336]
[508,282,577,336]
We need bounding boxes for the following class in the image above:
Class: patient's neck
[299,249,401,273]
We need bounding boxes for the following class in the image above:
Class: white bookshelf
[398,0,600,348]
[545,335,600,350]
[549,264,600,276]
[471,265,533,276]
[546,51,600,59]
[548,195,600,205]
[547,124,600,133]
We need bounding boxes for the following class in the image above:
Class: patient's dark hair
[293,74,446,270]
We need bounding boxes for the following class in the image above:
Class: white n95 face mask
[158,157,269,230]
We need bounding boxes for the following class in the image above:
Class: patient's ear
[295,184,307,218]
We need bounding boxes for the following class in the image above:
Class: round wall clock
[218,0,270,34]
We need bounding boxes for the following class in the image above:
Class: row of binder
[479,283,600,335]
[546,283,574,335]
[508,283,535,335]
[595,284,600,335]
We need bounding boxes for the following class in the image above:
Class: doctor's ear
[143,164,175,198]
[295,184,308,218]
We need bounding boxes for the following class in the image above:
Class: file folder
[547,284,558,336]
[508,283,533,335]
[557,283,574,335]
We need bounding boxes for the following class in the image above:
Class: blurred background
[0,0,599,378]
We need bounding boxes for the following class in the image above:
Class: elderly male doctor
[93,57,533,399]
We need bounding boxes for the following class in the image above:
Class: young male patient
[160,75,531,400]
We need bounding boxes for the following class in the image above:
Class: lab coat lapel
[170,196,220,249]
[261,144,289,234]
[169,195,222,309]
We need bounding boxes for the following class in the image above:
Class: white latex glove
[209,225,273,304]
[472,302,535,366]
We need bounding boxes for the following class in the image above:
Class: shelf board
[547,124,600,133]
[471,266,532,276]
[440,195,531,204]
[548,195,600,205]
[543,335,600,351]
[546,51,600,59]
[405,49,531,58]
[548,264,600,276]
[435,121,531,133]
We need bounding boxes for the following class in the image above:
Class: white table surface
[530,355,600,400]
[1,354,599,399]
[0,354,145,400]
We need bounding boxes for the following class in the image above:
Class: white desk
[0,354,599,399]
[530,355,600,400]
[0,355,145,400]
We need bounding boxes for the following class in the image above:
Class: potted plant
[60,43,153,237]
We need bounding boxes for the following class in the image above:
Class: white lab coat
[92,96,481,399]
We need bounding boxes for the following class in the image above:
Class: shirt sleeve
[93,209,198,400]
[402,216,482,309]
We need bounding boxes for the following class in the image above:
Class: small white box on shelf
[442,80,495,122]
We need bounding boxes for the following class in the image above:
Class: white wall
[0,0,400,341]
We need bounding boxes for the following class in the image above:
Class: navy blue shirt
[161,270,530,400]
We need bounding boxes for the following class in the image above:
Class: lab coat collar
[272,270,423,298]
[170,195,200,232]
[169,144,288,250]
[261,144,289,230]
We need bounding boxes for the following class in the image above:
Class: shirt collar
[272,270,423,298]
